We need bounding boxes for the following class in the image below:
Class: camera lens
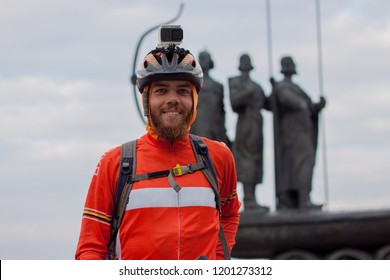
[172,29,183,41]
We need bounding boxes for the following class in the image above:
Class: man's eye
[155,88,166,93]
[178,89,190,95]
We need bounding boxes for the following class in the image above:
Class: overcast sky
[1,0,389,259]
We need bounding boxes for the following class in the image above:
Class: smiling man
[75,32,241,260]
[150,81,193,142]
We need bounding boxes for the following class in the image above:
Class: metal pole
[315,0,329,209]
[266,0,273,77]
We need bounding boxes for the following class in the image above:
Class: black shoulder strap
[107,140,137,260]
[189,134,221,211]
[189,134,231,260]
[107,136,231,260]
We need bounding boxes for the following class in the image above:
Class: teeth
[165,111,180,115]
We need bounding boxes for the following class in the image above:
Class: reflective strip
[126,187,215,211]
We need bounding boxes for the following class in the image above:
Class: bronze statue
[270,56,326,211]
[229,54,271,211]
[191,51,231,147]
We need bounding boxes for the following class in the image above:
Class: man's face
[149,80,193,142]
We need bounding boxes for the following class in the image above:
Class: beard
[150,104,191,142]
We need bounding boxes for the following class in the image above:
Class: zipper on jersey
[177,190,181,260]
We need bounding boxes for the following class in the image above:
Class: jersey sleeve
[75,147,120,260]
[208,140,241,259]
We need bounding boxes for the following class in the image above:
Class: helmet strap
[142,85,150,118]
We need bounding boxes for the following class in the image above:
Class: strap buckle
[172,164,183,176]
[172,164,194,177]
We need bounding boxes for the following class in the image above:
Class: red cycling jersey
[75,133,241,260]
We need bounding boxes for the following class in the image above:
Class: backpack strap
[107,136,231,260]
[107,140,137,260]
[189,134,231,260]
[189,134,221,213]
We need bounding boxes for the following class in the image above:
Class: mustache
[160,104,187,114]
[163,103,182,110]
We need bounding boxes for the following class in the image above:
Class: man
[229,54,270,211]
[75,39,241,260]
[190,50,231,148]
[270,56,326,211]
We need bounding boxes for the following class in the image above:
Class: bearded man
[75,35,241,260]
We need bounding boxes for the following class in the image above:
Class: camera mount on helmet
[157,24,183,48]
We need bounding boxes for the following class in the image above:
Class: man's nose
[165,91,180,103]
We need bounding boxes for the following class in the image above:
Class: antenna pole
[315,0,329,209]
[265,0,273,77]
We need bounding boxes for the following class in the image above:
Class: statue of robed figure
[191,51,231,147]
[270,56,326,211]
[229,54,271,211]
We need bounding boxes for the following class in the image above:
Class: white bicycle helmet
[136,45,203,94]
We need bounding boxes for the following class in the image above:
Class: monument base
[232,208,390,259]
